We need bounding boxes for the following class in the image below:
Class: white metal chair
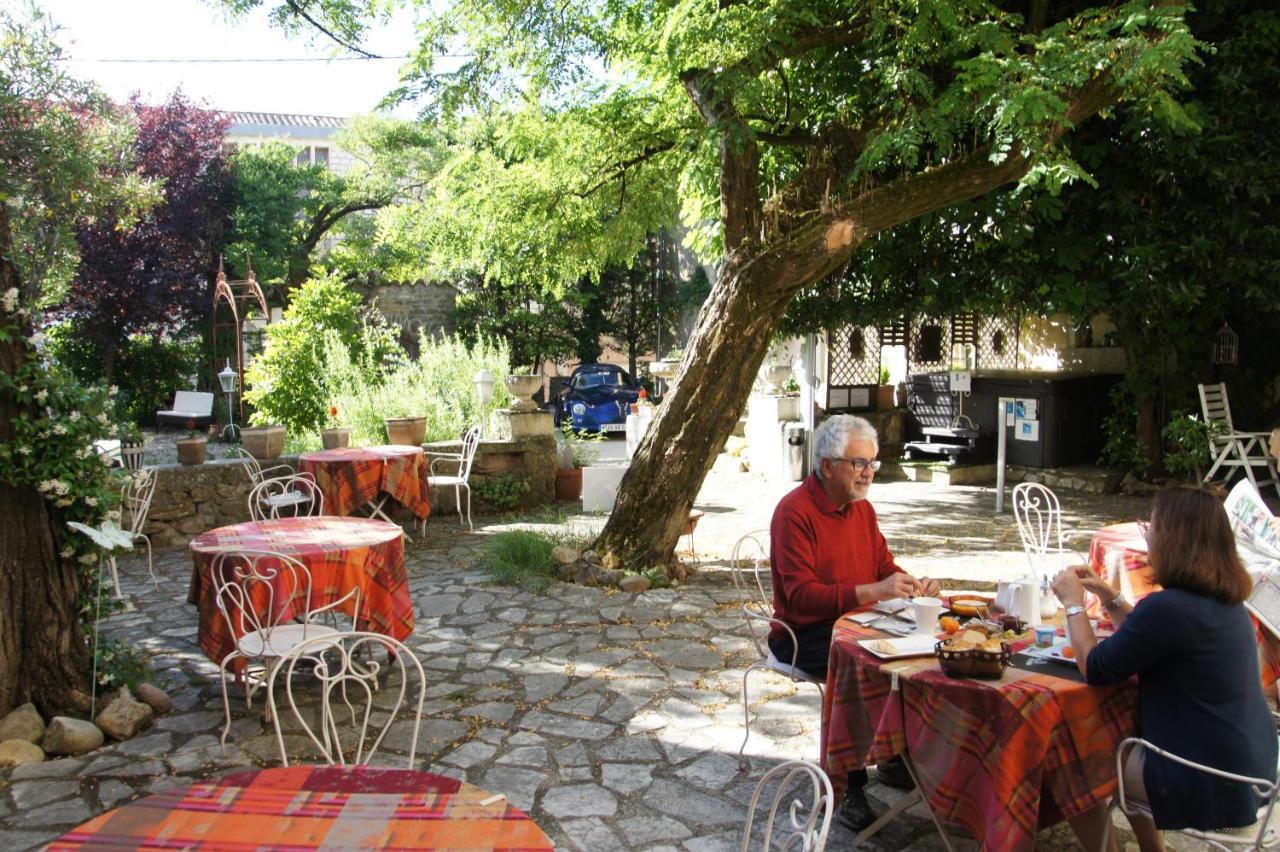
[741,759,834,852]
[426,425,482,531]
[234,448,315,519]
[211,550,361,747]
[1199,383,1280,497]
[1011,481,1064,582]
[107,470,158,597]
[1100,737,1280,851]
[248,474,325,521]
[732,530,825,771]
[267,631,426,768]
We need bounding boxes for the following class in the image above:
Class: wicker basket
[935,640,1012,680]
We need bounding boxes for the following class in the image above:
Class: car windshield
[575,371,625,389]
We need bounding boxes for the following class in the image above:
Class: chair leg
[107,555,122,598]
[463,483,472,531]
[138,534,157,589]
[455,483,465,528]
[738,662,765,771]
[219,655,242,751]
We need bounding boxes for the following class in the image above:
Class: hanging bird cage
[1212,322,1238,366]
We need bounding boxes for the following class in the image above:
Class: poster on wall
[1015,399,1039,420]
[1005,400,1015,426]
[1015,418,1040,442]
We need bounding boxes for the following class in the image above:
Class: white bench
[156,391,215,429]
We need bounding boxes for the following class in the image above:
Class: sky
[37,0,423,118]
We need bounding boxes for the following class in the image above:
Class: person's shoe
[834,787,877,833]
[874,755,915,790]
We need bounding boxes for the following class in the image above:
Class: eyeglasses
[1137,519,1152,541]
[831,457,881,472]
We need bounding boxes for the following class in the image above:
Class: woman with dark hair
[1052,486,1277,851]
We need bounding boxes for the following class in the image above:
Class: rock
[135,683,173,715]
[43,717,104,756]
[95,687,154,740]
[572,563,601,586]
[0,703,45,743]
[66,689,94,715]
[0,739,45,767]
[581,550,602,566]
[552,545,580,565]
[618,574,652,594]
[597,569,624,587]
[557,561,578,581]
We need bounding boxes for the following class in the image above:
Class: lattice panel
[908,315,950,371]
[951,313,979,345]
[878,319,908,348]
[826,325,880,411]
[977,313,1020,370]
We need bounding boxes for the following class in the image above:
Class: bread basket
[934,640,1012,679]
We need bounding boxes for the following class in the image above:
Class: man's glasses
[832,457,881,472]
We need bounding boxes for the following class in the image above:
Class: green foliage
[94,637,156,691]
[1099,385,1149,475]
[472,475,530,512]
[243,274,402,432]
[559,420,603,468]
[1161,412,1218,481]
[480,530,559,591]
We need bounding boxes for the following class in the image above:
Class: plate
[858,635,939,660]
[1022,642,1079,665]
[948,595,993,617]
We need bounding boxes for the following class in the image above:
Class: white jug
[1011,580,1042,626]
[994,580,1017,614]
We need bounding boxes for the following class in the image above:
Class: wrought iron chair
[248,474,325,521]
[234,448,315,519]
[425,425,482,531]
[107,470,158,597]
[1099,737,1280,851]
[211,550,360,747]
[1011,481,1064,582]
[741,759,834,852]
[732,529,825,771]
[1199,383,1280,497]
[267,631,426,768]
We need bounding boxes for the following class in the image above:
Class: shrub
[480,530,559,591]
[472,474,529,511]
[1161,412,1219,481]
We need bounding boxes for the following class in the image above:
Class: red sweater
[768,474,903,639]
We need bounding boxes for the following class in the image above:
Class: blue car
[555,364,641,433]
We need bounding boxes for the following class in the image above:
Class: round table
[298,445,431,520]
[188,516,413,669]
[49,765,554,850]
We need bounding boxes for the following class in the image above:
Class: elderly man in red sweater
[769,414,939,832]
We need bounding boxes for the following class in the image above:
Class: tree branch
[283,0,381,58]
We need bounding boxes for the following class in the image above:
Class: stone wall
[358,282,458,355]
[143,437,557,549]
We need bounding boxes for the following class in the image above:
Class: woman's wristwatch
[1064,605,1086,618]
[1103,596,1127,611]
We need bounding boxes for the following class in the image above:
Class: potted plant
[118,423,145,471]
[176,419,207,466]
[876,366,896,411]
[555,422,604,500]
[321,404,350,449]
[241,422,286,460]
[385,413,427,446]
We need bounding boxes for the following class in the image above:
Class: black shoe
[874,755,915,790]
[835,787,877,833]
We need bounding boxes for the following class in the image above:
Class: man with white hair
[769,413,940,832]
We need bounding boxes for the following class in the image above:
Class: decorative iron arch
[211,257,270,420]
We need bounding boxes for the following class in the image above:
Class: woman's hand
[1070,565,1116,605]
[916,576,941,597]
[1051,568,1087,608]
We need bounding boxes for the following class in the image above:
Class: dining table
[48,765,555,850]
[298,445,432,524]
[188,516,414,671]
[822,612,1139,852]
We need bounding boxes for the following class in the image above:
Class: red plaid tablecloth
[50,765,554,850]
[1089,522,1280,705]
[822,618,1139,852]
[299,445,432,520]
[188,516,413,670]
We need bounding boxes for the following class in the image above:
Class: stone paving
[0,465,1175,851]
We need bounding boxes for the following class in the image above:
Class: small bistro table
[48,765,555,850]
[298,445,432,527]
[188,516,413,670]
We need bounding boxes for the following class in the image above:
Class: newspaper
[1224,480,1280,575]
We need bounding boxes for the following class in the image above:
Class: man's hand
[916,576,941,597]
[873,573,920,601]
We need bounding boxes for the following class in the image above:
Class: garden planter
[876,384,896,411]
[385,416,427,446]
[555,467,583,501]
[176,437,207,466]
[648,360,679,380]
[504,375,542,413]
[120,440,145,471]
[242,425,285,460]
[321,428,351,450]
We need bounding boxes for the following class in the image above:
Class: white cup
[913,596,943,635]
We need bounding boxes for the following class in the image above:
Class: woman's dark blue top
[1086,587,1277,830]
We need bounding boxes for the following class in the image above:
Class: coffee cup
[913,596,943,635]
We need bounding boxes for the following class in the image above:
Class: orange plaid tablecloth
[822,618,1139,852]
[50,765,554,850]
[1089,522,1280,705]
[299,445,432,520]
[188,516,413,670]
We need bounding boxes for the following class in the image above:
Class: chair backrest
[732,530,774,660]
[267,631,427,768]
[248,475,324,521]
[1199,382,1237,436]
[120,470,157,536]
[740,759,834,852]
[1011,482,1063,581]
[171,390,214,416]
[233,448,297,486]
[211,550,330,656]
[456,425,482,481]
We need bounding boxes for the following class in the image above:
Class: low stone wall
[143,437,557,549]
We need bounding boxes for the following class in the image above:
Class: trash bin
[783,422,806,481]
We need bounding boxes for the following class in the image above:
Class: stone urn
[764,364,791,394]
[241,424,285,460]
[321,427,351,450]
[648,360,679,380]
[504,375,543,413]
[175,436,207,466]
[385,416,427,446]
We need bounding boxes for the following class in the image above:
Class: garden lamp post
[474,369,495,437]
[218,359,240,442]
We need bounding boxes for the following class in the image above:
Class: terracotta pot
[120,440,146,471]
[176,437,207,466]
[555,467,583,501]
[242,424,286,460]
[681,509,705,537]
[385,416,427,446]
[321,427,351,450]
[876,384,896,411]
